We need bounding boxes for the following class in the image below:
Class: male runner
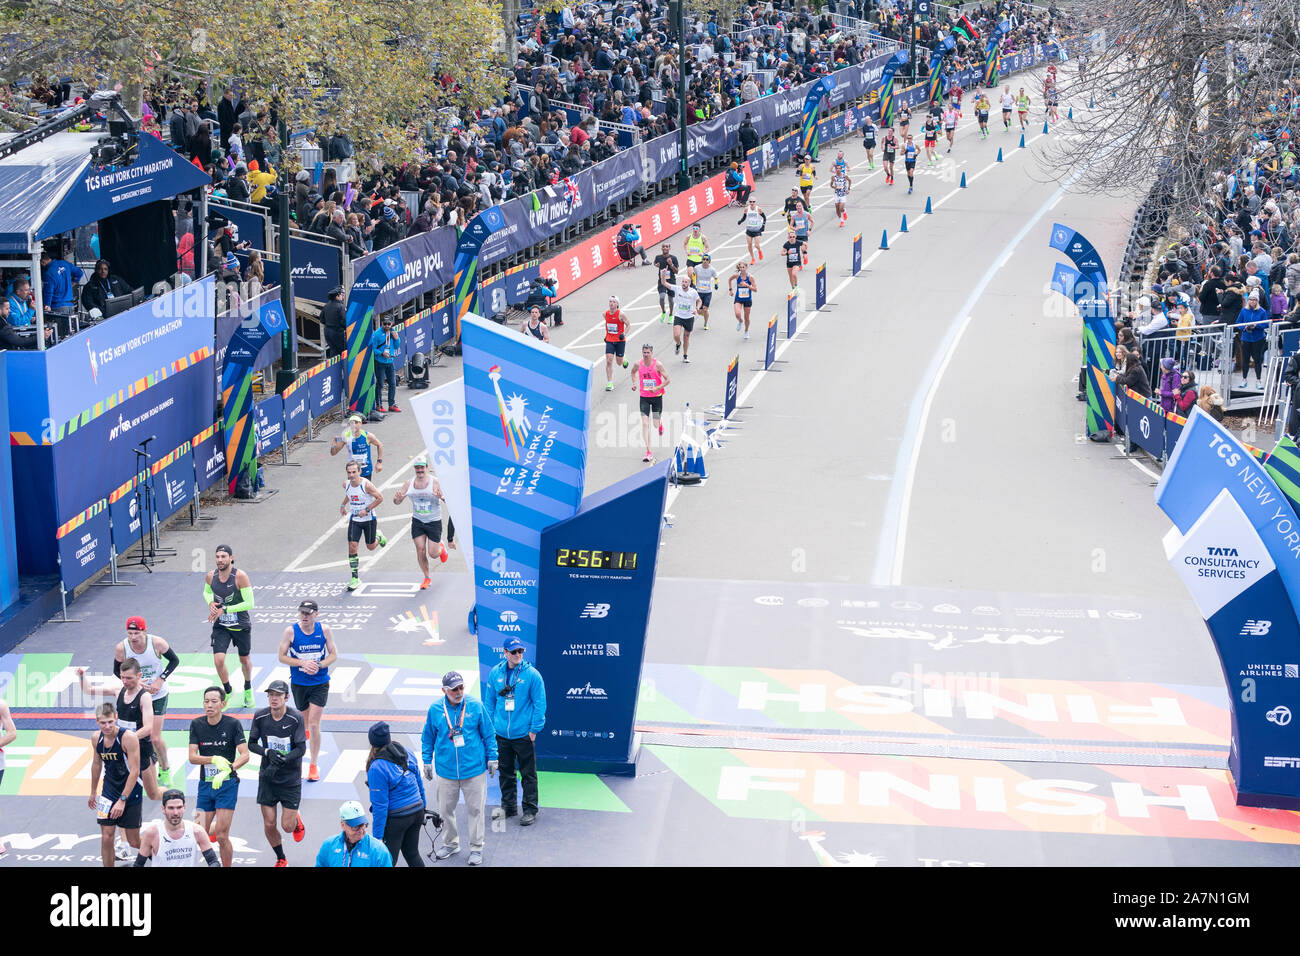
[943,103,959,152]
[133,789,221,866]
[729,262,758,339]
[89,701,142,867]
[922,112,939,164]
[204,544,255,708]
[739,198,766,263]
[682,223,709,271]
[1000,85,1014,130]
[188,686,248,868]
[861,114,878,169]
[693,253,718,330]
[340,460,387,591]
[975,91,991,138]
[831,163,851,227]
[522,305,549,343]
[903,134,919,194]
[78,662,163,800]
[278,600,338,781]
[113,616,178,785]
[1016,87,1031,130]
[330,412,384,479]
[950,81,963,117]
[247,679,308,865]
[790,200,813,265]
[393,457,447,586]
[1047,82,1060,123]
[782,228,807,290]
[600,295,630,390]
[654,244,678,323]
[881,126,898,185]
[0,699,13,857]
[797,155,816,206]
[671,273,701,363]
[631,343,669,463]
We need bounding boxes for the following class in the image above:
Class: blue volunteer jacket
[421,695,498,780]
[483,660,547,740]
[315,832,393,867]
[366,743,427,840]
[369,329,401,365]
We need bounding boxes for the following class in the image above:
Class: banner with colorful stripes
[346,249,407,418]
[876,49,909,128]
[222,298,288,495]
[55,498,107,540]
[453,205,507,328]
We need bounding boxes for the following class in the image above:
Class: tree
[0,0,508,168]
[1037,0,1300,229]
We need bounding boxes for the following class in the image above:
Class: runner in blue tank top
[278,600,338,782]
[330,412,384,478]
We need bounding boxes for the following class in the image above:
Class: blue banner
[346,249,407,417]
[432,301,455,347]
[215,287,288,380]
[209,202,268,251]
[56,501,111,592]
[764,317,777,371]
[283,383,310,441]
[1126,393,1165,459]
[461,313,594,681]
[403,313,433,365]
[153,449,195,524]
[193,425,226,493]
[108,478,146,557]
[223,296,289,492]
[852,233,863,275]
[255,393,285,456]
[815,264,827,310]
[308,359,345,418]
[787,291,797,339]
[454,206,507,324]
[353,227,458,314]
[724,355,739,420]
[282,235,342,303]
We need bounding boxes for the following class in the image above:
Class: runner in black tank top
[90,703,143,866]
[205,544,256,708]
[78,660,163,801]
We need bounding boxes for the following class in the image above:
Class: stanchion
[851,233,863,275]
[754,316,786,372]
[708,355,747,423]
[93,545,136,588]
[49,581,82,623]
[1067,106,1073,120]
[815,264,827,310]
[1042,121,1049,134]
[786,291,798,339]
[1088,94,1095,109]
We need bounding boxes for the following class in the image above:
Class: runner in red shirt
[603,294,629,391]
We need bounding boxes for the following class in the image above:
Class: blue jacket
[41,258,84,308]
[366,743,427,840]
[421,695,498,780]
[483,660,547,740]
[1237,305,1270,342]
[314,831,393,867]
[369,329,401,365]
[7,293,35,327]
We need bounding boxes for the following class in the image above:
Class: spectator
[1177,369,1198,415]
[0,296,52,348]
[725,161,751,205]
[1199,385,1226,423]
[616,221,649,266]
[248,160,276,205]
[1287,252,1300,309]
[1238,290,1269,388]
[325,209,349,246]
[1117,352,1153,399]
[372,203,404,249]
[225,164,251,203]
[243,250,265,300]
[217,88,240,148]
[314,800,393,867]
[420,671,497,867]
[365,721,427,868]
[525,276,562,327]
[1157,357,1180,414]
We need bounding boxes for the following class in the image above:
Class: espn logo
[1264,756,1300,768]
[580,603,610,619]
[1240,620,1272,637]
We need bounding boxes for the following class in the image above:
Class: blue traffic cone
[879,229,889,250]
[959,171,967,188]
[996,147,1003,162]
[1088,95,1095,109]
[900,214,908,233]
[1019,133,1025,148]
[924,195,932,214]
[1043,120,1049,134]
[1067,106,1073,120]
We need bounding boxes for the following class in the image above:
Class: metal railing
[1136,321,1297,414]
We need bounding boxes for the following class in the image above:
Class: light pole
[276,114,297,392]
[671,0,692,192]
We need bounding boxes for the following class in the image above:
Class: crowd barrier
[1115,386,1272,465]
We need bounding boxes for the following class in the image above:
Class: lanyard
[505,665,522,692]
[443,699,466,735]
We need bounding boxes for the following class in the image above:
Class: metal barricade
[1137,325,1233,407]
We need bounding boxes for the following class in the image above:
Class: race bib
[95,795,114,819]
[117,719,138,733]
[219,610,237,626]
[202,764,223,781]
[267,735,291,754]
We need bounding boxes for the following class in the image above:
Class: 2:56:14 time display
[555,549,638,570]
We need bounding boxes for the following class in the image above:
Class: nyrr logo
[1240,620,1271,636]
[1267,705,1292,726]
[86,338,99,384]
[580,603,610,619]
[566,682,608,700]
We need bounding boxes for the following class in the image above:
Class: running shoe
[377,532,387,548]
[243,687,254,708]
[420,577,431,590]
[682,355,690,364]
[674,342,680,354]
[439,543,448,563]
[605,381,614,391]
[736,320,742,331]
[622,359,629,368]
[744,332,750,340]
[659,312,667,323]
[839,219,844,229]
[758,248,764,261]
[750,255,756,264]
[658,422,664,435]
[642,453,653,463]
[348,577,360,591]
[388,405,402,413]
[802,256,808,266]
[908,186,913,194]
[947,147,951,153]
[115,838,135,862]
[157,767,172,787]
[307,764,320,782]
[274,858,289,867]
[293,815,306,843]
[702,319,708,330]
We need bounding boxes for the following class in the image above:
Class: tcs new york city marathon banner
[1156,409,1300,808]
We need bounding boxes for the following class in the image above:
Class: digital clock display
[555,549,639,570]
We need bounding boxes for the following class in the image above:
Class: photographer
[525,276,563,327]
[616,222,649,267]
[370,315,402,413]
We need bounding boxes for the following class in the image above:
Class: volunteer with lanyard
[315,801,393,867]
[421,671,497,866]
[485,638,547,827]
[330,412,384,478]
[369,315,403,413]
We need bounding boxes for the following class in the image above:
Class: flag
[530,191,541,211]
[562,176,579,205]
[953,14,980,42]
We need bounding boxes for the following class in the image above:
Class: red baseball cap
[126,616,147,631]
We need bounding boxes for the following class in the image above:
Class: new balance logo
[1240,620,1272,636]
[580,603,610,619]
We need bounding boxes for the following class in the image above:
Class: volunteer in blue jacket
[484,637,547,826]
[421,671,497,866]
[369,314,403,413]
[315,800,393,867]
[40,247,85,310]
[365,721,427,867]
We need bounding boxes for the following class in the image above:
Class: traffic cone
[924,196,932,214]
[996,148,1003,162]
[900,214,908,233]
[1019,133,1025,148]
[1043,121,1049,134]
[959,171,966,188]
[1088,95,1095,109]
[1067,106,1073,120]
[879,229,889,250]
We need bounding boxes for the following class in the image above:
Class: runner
[881,126,898,185]
[340,460,387,591]
[204,544,255,708]
[1047,82,1060,124]
[682,223,709,271]
[782,227,807,290]
[631,343,669,463]
[600,295,630,390]
[78,661,163,801]
[729,262,758,339]
[654,243,678,323]
[1016,87,1031,130]
[0,699,14,858]
[671,273,701,363]
[790,200,813,265]
[248,679,308,866]
[188,686,249,869]
[922,112,939,165]
[692,253,718,330]
[113,616,178,786]
[862,114,878,169]
[950,80,963,117]
[782,187,802,224]
[133,789,222,867]
[975,91,991,139]
[897,106,911,141]
[830,163,851,228]
[739,198,766,263]
[90,701,143,867]
[329,412,384,480]
[796,155,816,206]
[393,456,448,587]
[1000,85,1014,130]
[903,134,919,194]
[278,599,338,782]
[522,305,550,343]
[943,103,959,153]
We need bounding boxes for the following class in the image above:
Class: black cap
[328,285,344,298]
[368,721,391,748]
[299,599,319,612]
[266,679,290,696]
